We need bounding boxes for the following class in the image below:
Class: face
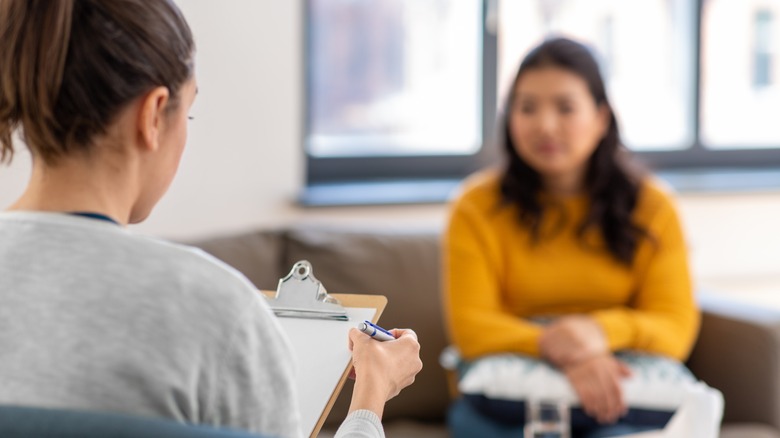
[129,77,197,223]
[509,66,609,188]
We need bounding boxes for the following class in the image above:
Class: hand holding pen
[347,322,423,415]
[348,321,396,379]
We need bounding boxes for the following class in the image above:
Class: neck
[543,170,586,197]
[7,154,138,226]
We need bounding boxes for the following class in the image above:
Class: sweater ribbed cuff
[333,409,385,438]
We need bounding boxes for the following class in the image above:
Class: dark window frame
[303,0,780,204]
[303,0,499,185]
[645,0,780,170]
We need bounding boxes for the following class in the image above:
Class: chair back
[0,405,267,438]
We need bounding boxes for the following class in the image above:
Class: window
[305,0,495,190]
[701,1,780,149]
[498,0,696,151]
[308,0,482,158]
[304,0,780,204]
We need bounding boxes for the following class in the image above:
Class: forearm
[450,309,544,359]
[348,376,386,418]
[446,198,536,358]
[591,306,700,360]
[602,192,700,360]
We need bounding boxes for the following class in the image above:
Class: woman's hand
[347,328,423,417]
[539,315,608,367]
[564,353,631,424]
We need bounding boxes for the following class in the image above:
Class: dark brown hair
[0,0,194,166]
[499,37,647,265]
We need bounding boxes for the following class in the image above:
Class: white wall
[0,0,312,239]
[678,192,780,297]
[0,0,449,240]
[1,0,779,300]
[147,0,304,237]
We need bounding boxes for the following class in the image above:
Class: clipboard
[261,261,387,438]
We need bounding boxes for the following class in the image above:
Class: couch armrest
[687,293,780,430]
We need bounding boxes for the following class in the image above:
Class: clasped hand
[539,316,631,424]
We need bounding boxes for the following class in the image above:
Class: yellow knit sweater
[443,170,700,362]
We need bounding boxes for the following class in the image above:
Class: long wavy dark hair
[499,37,647,265]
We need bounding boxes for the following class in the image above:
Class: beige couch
[190,226,780,438]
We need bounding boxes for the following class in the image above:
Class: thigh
[447,398,525,438]
[579,423,662,438]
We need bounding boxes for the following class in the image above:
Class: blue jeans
[448,398,662,438]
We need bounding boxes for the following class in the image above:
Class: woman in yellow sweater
[443,38,700,438]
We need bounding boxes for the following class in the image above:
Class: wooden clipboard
[261,291,387,438]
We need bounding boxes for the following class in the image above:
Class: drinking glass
[524,398,571,438]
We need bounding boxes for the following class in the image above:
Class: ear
[137,86,171,153]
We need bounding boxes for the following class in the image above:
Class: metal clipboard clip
[267,260,349,321]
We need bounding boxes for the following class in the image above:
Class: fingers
[385,330,422,400]
[594,363,625,423]
[349,327,367,343]
[617,360,632,377]
[565,355,628,425]
[348,327,360,351]
[349,325,423,403]
[571,373,597,418]
[390,328,417,341]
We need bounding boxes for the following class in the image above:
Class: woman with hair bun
[0,1,421,436]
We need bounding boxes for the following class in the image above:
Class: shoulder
[634,177,682,228]
[127,234,269,316]
[450,168,503,212]
[136,236,286,347]
[138,235,240,275]
[140,235,257,291]
[445,168,518,241]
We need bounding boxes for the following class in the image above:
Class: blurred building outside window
[307,0,483,158]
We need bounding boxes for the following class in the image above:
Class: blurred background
[1,0,778,302]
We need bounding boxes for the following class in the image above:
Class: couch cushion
[720,423,780,438]
[186,230,286,290]
[284,226,449,425]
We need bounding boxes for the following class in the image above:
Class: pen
[358,320,395,342]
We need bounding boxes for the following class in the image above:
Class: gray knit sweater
[0,212,383,438]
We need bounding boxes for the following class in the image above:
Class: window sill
[299,179,463,207]
[299,168,780,207]
[656,167,780,193]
